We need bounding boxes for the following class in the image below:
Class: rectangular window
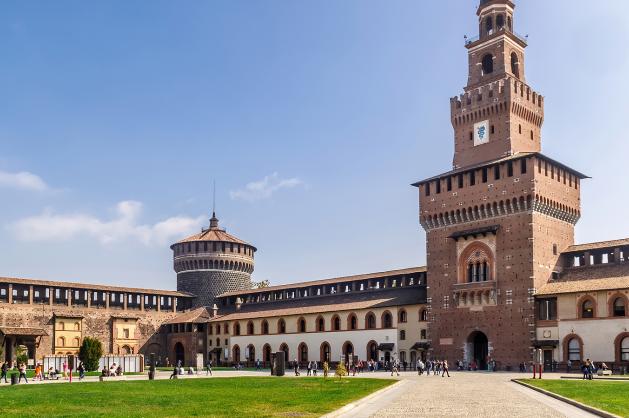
[435,180,441,194]
[425,183,431,196]
[482,168,488,183]
[520,159,527,174]
[507,162,514,177]
[458,174,464,188]
[537,298,557,320]
[494,165,501,180]
[470,171,476,186]
[447,177,452,191]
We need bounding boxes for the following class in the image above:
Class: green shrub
[79,337,103,371]
[16,345,28,366]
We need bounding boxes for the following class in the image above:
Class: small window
[425,183,431,197]
[520,159,527,174]
[436,180,441,194]
[518,124,522,134]
[482,168,488,183]
[613,298,626,317]
[458,174,464,189]
[482,54,494,75]
[400,330,406,340]
[494,165,501,180]
[553,244,558,256]
[470,171,476,186]
[469,132,473,141]
[491,125,495,134]
[496,14,505,29]
[507,162,514,177]
[530,130,534,140]
[581,300,594,318]
[447,177,452,191]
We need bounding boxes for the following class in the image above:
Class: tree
[15,345,28,366]
[335,362,348,380]
[79,337,103,371]
[252,279,271,289]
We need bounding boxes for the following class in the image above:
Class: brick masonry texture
[177,270,252,308]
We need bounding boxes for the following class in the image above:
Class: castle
[1,0,628,371]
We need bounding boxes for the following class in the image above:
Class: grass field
[520,379,629,418]
[0,376,393,417]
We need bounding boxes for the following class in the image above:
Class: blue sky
[1,0,628,290]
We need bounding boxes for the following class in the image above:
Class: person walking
[293,359,300,376]
[323,361,329,378]
[391,358,400,377]
[442,360,451,377]
[206,360,213,376]
[307,361,312,376]
[62,361,68,380]
[567,359,572,373]
[1,362,8,383]
[78,362,85,380]
[18,363,28,384]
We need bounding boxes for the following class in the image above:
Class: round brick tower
[171,212,256,308]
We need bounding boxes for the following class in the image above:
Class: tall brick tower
[413,0,587,368]
[171,212,256,308]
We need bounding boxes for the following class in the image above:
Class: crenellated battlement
[451,77,543,116]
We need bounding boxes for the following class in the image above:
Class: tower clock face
[474,120,490,146]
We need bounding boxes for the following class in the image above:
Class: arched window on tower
[485,16,493,36]
[496,14,505,30]
[613,298,626,317]
[511,52,520,79]
[482,54,494,75]
[507,16,513,31]
[463,245,493,283]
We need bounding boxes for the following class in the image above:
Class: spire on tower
[210,180,219,229]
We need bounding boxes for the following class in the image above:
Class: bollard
[10,373,18,385]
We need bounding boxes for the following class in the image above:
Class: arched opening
[57,337,65,347]
[74,322,81,331]
[121,345,131,355]
[567,338,582,362]
[581,299,595,318]
[247,321,254,335]
[174,342,185,365]
[511,52,520,78]
[399,309,407,323]
[298,317,307,333]
[382,311,393,328]
[278,318,286,334]
[298,342,308,364]
[320,342,331,363]
[263,344,272,364]
[620,337,629,362]
[234,323,241,336]
[232,345,241,363]
[485,16,493,36]
[367,341,378,361]
[468,331,488,370]
[342,341,354,362]
[420,309,428,322]
[613,297,627,317]
[332,315,341,331]
[262,320,269,335]
[316,316,325,332]
[246,344,255,362]
[279,343,289,363]
[348,313,358,330]
[482,54,494,75]
[73,337,81,347]
[496,14,505,30]
[366,312,376,329]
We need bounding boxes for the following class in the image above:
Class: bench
[99,375,128,382]
[597,370,612,376]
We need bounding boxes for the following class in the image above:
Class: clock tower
[414,0,587,369]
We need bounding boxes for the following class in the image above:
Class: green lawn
[0,376,393,417]
[520,379,629,418]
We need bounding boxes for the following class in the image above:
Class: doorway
[174,342,185,366]
[468,331,488,370]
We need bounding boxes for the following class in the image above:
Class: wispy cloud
[230,173,304,202]
[10,201,205,246]
[0,170,49,192]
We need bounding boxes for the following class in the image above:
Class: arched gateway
[468,331,488,370]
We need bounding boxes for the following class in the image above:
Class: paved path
[330,372,598,418]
